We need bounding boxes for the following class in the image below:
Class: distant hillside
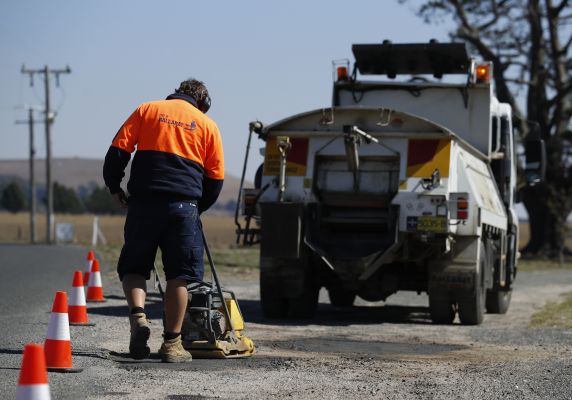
[0,158,246,209]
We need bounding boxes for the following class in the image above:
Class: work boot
[129,313,151,359]
[158,335,192,363]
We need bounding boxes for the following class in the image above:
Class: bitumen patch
[108,350,279,372]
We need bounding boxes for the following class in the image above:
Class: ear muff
[198,95,211,113]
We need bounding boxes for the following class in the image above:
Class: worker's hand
[113,189,129,209]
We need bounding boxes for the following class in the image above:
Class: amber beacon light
[475,63,491,83]
[337,66,349,81]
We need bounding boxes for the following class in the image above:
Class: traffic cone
[69,271,95,326]
[44,292,81,372]
[86,259,105,302]
[16,343,50,400]
[83,250,94,286]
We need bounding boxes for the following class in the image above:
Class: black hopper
[352,42,471,78]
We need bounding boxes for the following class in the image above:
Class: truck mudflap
[428,236,480,296]
[260,256,310,298]
[259,202,313,298]
[260,202,304,259]
[429,264,475,292]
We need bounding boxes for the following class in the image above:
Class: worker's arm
[199,123,224,213]
[103,106,142,196]
[103,146,130,194]
[199,177,223,213]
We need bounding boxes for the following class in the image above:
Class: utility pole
[21,64,71,244]
[15,107,42,243]
[28,109,36,244]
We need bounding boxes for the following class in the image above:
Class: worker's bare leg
[122,273,147,308]
[164,279,188,332]
[122,273,150,359]
[159,278,192,362]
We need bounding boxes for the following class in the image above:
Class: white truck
[235,42,545,325]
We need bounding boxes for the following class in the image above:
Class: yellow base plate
[185,336,255,359]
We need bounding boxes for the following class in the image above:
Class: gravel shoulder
[85,264,572,400]
[1,245,571,399]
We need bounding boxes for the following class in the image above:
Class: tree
[401,0,572,258]
[53,182,84,214]
[84,185,123,215]
[1,181,26,213]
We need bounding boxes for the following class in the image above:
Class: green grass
[530,292,572,329]
[518,259,572,272]
[206,248,260,269]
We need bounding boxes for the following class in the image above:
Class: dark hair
[175,79,209,104]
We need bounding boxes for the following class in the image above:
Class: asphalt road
[0,244,266,399]
[0,244,94,398]
[1,244,572,399]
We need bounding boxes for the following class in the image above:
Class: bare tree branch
[561,35,572,55]
[506,78,535,85]
[448,0,475,33]
[546,0,572,135]
[478,15,501,31]
[552,0,570,15]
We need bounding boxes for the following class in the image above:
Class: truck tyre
[328,287,356,307]
[458,243,487,325]
[428,295,456,324]
[260,273,289,318]
[288,269,319,318]
[486,245,513,314]
[486,289,512,314]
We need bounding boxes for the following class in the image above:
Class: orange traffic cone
[86,259,105,302]
[44,292,82,372]
[69,271,95,326]
[83,250,94,286]
[16,343,50,400]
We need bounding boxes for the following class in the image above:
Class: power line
[21,64,71,244]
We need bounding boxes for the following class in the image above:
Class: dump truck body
[236,42,541,324]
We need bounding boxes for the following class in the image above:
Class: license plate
[417,216,447,233]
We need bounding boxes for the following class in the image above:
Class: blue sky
[0,0,452,180]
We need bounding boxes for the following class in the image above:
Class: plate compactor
[153,231,255,359]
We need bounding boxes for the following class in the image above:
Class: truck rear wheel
[428,295,456,324]
[288,272,319,318]
[260,273,289,318]
[328,287,356,307]
[486,246,513,314]
[458,243,487,325]
[486,289,512,314]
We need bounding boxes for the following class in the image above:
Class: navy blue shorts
[117,198,204,282]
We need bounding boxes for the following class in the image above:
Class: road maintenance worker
[103,79,224,363]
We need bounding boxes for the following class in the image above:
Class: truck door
[491,116,513,207]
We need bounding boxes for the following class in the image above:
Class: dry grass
[7,214,558,249]
[3,213,571,274]
[0,212,259,281]
[518,259,572,272]
[95,244,259,284]
[530,292,572,329]
[0,211,239,248]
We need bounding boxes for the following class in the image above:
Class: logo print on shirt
[158,114,196,132]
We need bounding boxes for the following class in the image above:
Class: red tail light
[450,193,469,220]
[457,210,468,220]
[456,197,468,220]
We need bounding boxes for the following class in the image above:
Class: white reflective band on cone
[70,286,86,306]
[16,384,51,400]
[88,272,102,287]
[46,312,70,341]
[84,260,92,273]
